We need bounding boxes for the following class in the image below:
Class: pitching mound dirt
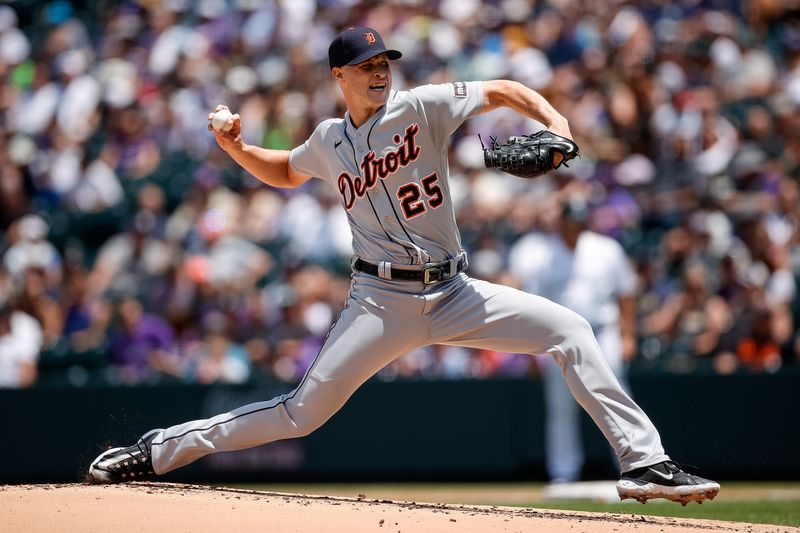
[0,483,794,533]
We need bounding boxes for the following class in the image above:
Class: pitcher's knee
[292,415,327,438]
[551,310,601,359]
[280,375,353,438]
[557,309,594,342]
[283,398,338,438]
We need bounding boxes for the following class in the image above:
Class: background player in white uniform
[89,27,719,505]
[509,196,637,487]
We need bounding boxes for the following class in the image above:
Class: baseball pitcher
[89,27,719,505]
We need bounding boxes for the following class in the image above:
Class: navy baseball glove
[482,130,580,179]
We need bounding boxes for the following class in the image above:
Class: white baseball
[211,108,233,132]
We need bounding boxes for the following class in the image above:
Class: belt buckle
[423,266,444,285]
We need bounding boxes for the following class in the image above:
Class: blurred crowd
[1,0,799,388]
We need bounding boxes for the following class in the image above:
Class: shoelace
[107,440,150,472]
[135,437,151,460]
[661,461,682,474]
[661,460,705,476]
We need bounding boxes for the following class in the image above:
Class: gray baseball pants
[150,272,669,474]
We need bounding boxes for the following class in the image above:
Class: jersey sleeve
[411,81,484,151]
[288,121,331,181]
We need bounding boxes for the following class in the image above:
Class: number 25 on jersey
[396,172,443,219]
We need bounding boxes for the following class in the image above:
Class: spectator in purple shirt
[109,296,178,384]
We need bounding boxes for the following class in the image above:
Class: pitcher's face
[334,53,392,110]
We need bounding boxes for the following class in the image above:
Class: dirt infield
[1,483,795,533]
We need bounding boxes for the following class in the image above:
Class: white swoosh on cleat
[648,468,674,481]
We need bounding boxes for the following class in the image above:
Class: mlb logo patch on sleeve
[452,82,468,98]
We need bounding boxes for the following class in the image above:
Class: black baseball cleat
[617,460,720,506]
[87,429,163,484]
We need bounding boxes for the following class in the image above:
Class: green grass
[222,482,800,528]
[532,500,800,527]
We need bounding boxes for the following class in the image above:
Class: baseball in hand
[211,108,233,132]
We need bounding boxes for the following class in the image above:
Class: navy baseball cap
[328,26,402,69]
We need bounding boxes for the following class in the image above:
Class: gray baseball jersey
[289,82,480,265]
[148,82,669,476]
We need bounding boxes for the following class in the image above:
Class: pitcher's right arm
[209,106,311,189]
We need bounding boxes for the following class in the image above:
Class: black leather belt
[353,257,466,284]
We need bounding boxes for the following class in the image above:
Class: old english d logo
[364,32,376,45]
